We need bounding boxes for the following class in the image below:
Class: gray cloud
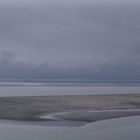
[0,0,140,81]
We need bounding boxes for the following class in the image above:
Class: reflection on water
[0,116,140,140]
[0,83,140,97]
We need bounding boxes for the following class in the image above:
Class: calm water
[0,83,140,140]
[0,116,140,140]
[0,83,140,97]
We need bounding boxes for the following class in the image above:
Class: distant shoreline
[0,82,140,87]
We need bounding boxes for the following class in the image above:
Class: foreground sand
[0,94,140,124]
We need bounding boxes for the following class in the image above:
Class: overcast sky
[0,0,140,81]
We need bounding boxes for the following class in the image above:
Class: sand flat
[0,94,140,124]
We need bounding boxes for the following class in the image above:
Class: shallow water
[0,83,140,140]
[0,83,140,97]
[0,116,140,140]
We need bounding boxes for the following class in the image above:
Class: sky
[0,0,140,81]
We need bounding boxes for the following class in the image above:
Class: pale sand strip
[39,109,140,123]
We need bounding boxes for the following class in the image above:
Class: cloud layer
[0,0,140,81]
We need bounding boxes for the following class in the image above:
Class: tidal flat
[0,94,140,125]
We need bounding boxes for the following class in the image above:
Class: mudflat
[0,94,140,123]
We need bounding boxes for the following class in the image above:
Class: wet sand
[0,94,140,124]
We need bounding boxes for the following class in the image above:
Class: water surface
[0,116,140,140]
[0,83,140,97]
[0,83,140,140]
